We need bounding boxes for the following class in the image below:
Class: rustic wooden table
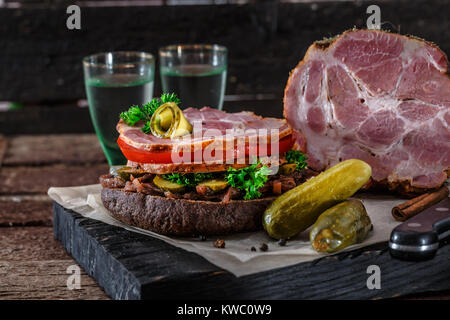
[0,134,109,299]
[0,133,449,300]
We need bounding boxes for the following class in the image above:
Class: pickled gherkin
[263,159,372,239]
[153,175,185,193]
[116,166,147,181]
[197,179,228,192]
[310,199,372,253]
[150,102,193,138]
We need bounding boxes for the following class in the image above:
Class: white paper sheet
[48,184,404,276]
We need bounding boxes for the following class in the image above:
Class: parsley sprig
[163,162,272,200]
[225,162,272,200]
[120,93,181,134]
[162,172,214,187]
[286,150,308,171]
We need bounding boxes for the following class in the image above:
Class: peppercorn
[259,243,268,252]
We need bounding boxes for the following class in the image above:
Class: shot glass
[83,51,155,166]
[159,44,227,110]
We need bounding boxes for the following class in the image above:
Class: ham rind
[284,29,450,193]
[118,107,292,152]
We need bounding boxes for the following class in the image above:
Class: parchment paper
[48,184,404,277]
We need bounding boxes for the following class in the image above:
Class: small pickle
[150,102,193,138]
[153,175,185,192]
[116,166,147,181]
[263,159,372,240]
[197,179,228,192]
[310,199,372,253]
[158,108,174,131]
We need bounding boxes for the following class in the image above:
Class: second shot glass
[159,44,227,110]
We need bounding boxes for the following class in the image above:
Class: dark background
[0,0,449,133]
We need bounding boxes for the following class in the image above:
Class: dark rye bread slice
[101,187,276,236]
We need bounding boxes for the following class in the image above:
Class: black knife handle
[389,197,450,260]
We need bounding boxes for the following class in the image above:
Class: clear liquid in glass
[85,73,154,165]
[160,64,226,109]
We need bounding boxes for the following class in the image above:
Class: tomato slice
[117,138,176,164]
[117,134,294,164]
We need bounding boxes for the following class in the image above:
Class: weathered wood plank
[0,135,6,167]
[0,226,71,261]
[0,199,52,227]
[2,134,105,166]
[0,105,94,135]
[0,0,448,102]
[0,260,109,300]
[0,163,109,194]
[0,226,109,299]
[54,203,450,300]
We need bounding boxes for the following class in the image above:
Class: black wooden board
[53,202,450,300]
